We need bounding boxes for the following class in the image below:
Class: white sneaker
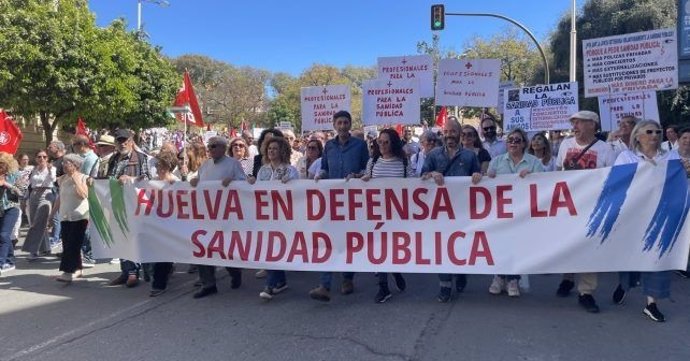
[56,272,73,283]
[507,279,520,297]
[489,275,505,295]
[255,269,267,278]
[109,258,120,264]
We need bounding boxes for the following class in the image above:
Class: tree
[548,0,685,125]
[0,0,178,144]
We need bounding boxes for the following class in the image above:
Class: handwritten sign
[300,85,351,131]
[435,58,501,107]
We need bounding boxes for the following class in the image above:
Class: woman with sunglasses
[611,120,677,322]
[360,128,414,303]
[297,139,323,179]
[528,132,556,172]
[460,125,491,175]
[21,150,57,260]
[229,138,253,176]
[478,128,543,297]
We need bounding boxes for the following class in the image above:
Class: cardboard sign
[598,92,660,131]
[435,58,501,108]
[583,28,678,97]
[497,81,515,115]
[362,79,421,126]
[377,55,434,98]
[300,85,351,131]
[503,82,579,131]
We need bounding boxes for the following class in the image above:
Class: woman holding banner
[249,136,299,300]
[612,120,677,322]
[297,139,323,179]
[361,128,414,303]
[228,138,253,177]
[480,128,543,297]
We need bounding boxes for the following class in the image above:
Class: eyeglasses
[644,130,663,135]
[36,155,48,159]
[231,143,246,148]
[506,137,524,144]
[483,126,497,132]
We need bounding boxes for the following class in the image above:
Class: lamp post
[137,0,169,33]
[569,0,577,83]
[444,12,550,84]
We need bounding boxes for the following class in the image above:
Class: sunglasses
[231,143,246,148]
[506,137,524,144]
[483,126,496,132]
[644,130,662,135]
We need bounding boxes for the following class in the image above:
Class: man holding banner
[310,110,369,302]
[555,111,616,313]
[421,117,482,303]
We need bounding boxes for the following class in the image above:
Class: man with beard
[480,114,507,158]
[106,129,151,288]
[421,117,481,303]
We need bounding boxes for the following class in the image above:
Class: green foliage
[549,0,686,125]
[0,0,178,144]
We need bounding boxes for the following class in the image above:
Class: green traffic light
[434,21,442,27]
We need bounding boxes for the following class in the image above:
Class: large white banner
[377,55,434,98]
[598,92,660,132]
[583,28,678,98]
[90,161,690,274]
[435,58,501,107]
[300,85,351,131]
[503,82,579,131]
[362,79,420,126]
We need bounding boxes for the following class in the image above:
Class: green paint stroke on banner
[88,184,114,247]
[109,179,130,237]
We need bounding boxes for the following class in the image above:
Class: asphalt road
[1,237,689,361]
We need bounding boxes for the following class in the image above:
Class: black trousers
[59,220,87,273]
[152,262,173,290]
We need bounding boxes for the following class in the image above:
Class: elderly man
[480,114,507,158]
[555,110,616,313]
[662,125,679,151]
[106,129,151,288]
[421,117,481,303]
[93,135,116,179]
[190,136,247,299]
[310,110,369,302]
[282,129,303,166]
[608,115,638,156]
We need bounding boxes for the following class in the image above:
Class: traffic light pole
[445,12,550,85]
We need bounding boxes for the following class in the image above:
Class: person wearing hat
[554,110,616,313]
[105,128,151,288]
[93,135,116,179]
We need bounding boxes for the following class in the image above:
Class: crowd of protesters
[0,109,688,324]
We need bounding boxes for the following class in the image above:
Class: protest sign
[362,79,420,126]
[377,55,434,98]
[598,92,660,131]
[435,58,501,108]
[300,85,351,131]
[91,161,690,274]
[503,82,579,131]
[583,28,678,97]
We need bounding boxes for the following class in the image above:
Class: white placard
[583,28,678,97]
[300,85,351,131]
[598,92,660,131]
[203,131,217,144]
[435,58,501,107]
[503,82,579,131]
[362,79,420,126]
[377,55,434,98]
[497,81,515,115]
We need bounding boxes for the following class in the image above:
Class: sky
[88,1,576,75]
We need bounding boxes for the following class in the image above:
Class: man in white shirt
[480,114,507,158]
[555,110,616,314]
[661,125,679,151]
[190,136,247,299]
[608,115,638,156]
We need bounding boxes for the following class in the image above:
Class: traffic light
[431,4,445,30]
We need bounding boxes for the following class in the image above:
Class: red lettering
[271,190,293,220]
[529,184,548,217]
[447,231,467,265]
[496,185,513,218]
[414,232,431,265]
[435,232,442,265]
[367,232,387,265]
[255,190,269,220]
[470,187,491,219]
[191,229,206,257]
[330,189,345,221]
[265,231,287,262]
[156,189,174,217]
[312,232,331,263]
[550,182,577,216]
[222,190,243,220]
[468,231,494,265]
[135,189,154,216]
[203,190,223,219]
[253,231,263,261]
[207,231,226,259]
[347,188,363,220]
[287,232,308,263]
[365,189,382,220]
[386,189,408,219]
[346,232,364,263]
[392,232,411,264]
[431,188,455,219]
[412,188,429,220]
[190,190,204,219]
[307,190,326,220]
[228,231,250,261]
[176,190,190,219]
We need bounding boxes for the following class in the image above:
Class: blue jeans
[319,272,354,290]
[50,210,61,244]
[620,271,671,299]
[266,270,286,288]
[0,208,20,266]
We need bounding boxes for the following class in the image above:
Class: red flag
[0,110,23,154]
[395,124,403,137]
[240,120,249,132]
[229,128,238,138]
[173,71,205,127]
[435,106,447,128]
[76,117,96,150]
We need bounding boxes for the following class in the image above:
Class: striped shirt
[365,157,415,178]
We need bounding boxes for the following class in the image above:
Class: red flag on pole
[435,106,447,128]
[229,128,238,138]
[395,124,403,137]
[0,110,23,154]
[76,117,96,150]
[240,120,249,132]
[173,71,205,127]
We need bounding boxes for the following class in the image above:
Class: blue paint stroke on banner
[586,163,637,242]
[642,159,690,257]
